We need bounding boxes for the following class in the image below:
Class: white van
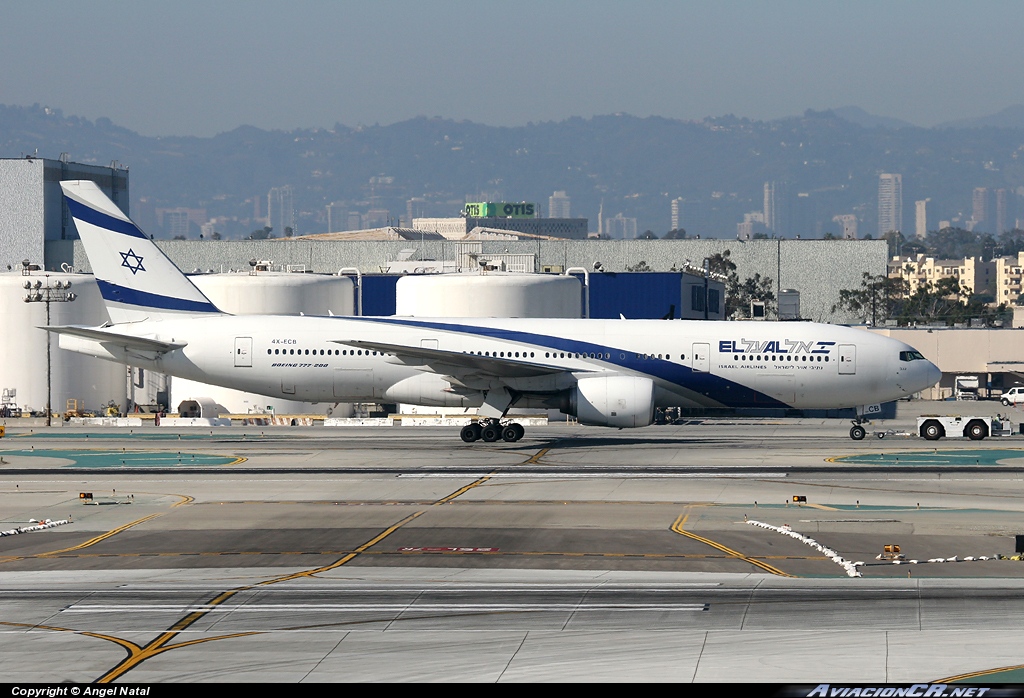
[1001,386,1024,406]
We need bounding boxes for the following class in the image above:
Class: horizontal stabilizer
[43,325,187,353]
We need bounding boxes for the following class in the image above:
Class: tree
[639,230,658,239]
[626,260,653,272]
[705,250,776,319]
[663,228,687,239]
[284,226,294,238]
[923,227,995,260]
[832,272,1008,326]
[706,250,736,278]
[729,273,776,319]
[249,226,274,240]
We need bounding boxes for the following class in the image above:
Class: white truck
[916,415,1013,441]
[1000,386,1024,406]
[954,375,980,400]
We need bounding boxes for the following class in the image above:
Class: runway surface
[3,414,1024,683]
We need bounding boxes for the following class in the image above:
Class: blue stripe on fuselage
[96,279,221,314]
[345,316,789,408]
[65,197,149,240]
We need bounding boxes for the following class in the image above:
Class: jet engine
[562,375,655,428]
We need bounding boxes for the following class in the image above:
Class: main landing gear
[460,419,525,443]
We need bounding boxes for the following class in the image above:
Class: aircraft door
[839,344,856,375]
[234,337,253,367]
[692,343,710,373]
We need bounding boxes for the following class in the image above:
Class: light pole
[23,263,76,426]
[703,257,710,320]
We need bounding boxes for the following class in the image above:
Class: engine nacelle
[562,375,655,428]
[382,373,479,408]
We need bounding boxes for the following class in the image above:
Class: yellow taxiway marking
[670,512,795,578]
[1,494,194,564]
[10,549,830,561]
[938,663,1024,683]
[95,472,495,683]
[522,447,550,465]
[803,503,839,511]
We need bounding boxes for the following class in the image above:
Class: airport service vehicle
[50,181,941,443]
[1001,386,1024,406]
[916,415,1013,440]
[955,375,980,400]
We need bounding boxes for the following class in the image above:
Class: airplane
[51,180,940,442]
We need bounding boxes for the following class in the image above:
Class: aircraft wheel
[501,425,519,442]
[920,420,944,441]
[481,423,502,442]
[850,425,866,441]
[966,420,988,441]
[460,424,481,443]
[511,423,525,441]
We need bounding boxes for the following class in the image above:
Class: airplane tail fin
[60,180,224,323]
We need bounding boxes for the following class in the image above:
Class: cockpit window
[899,350,926,362]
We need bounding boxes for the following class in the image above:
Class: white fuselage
[61,315,940,411]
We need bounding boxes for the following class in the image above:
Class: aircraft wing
[43,325,187,353]
[335,340,575,379]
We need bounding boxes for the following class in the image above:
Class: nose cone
[918,359,942,393]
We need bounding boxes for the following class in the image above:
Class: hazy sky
[4,1,1024,137]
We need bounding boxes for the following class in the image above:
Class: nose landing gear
[460,419,525,443]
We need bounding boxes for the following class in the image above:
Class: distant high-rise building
[763,181,788,236]
[604,213,637,239]
[670,198,705,235]
[972,187,993,232]
[737,212,767,240]
[995,188,1014,234]
[162,210,191,239]
[915,199,930,240]
[791,192,816,238]
[268,185,295,236]
[878,173,903,235]
[326,202,346,233]
[156,207,206,239]
[363,209,391,228]
[548,190,571,218]
[833,214,858,240]
[670,197,683,231]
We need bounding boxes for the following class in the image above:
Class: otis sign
[465,202,536,218]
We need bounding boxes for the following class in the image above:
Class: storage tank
[395,273,582,318]
[190,271,355,316]
[170,271,356,415]
[0,271,125,416]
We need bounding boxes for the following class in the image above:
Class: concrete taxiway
[2,406,1024,683]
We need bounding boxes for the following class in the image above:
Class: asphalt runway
[3,413,1024,683]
